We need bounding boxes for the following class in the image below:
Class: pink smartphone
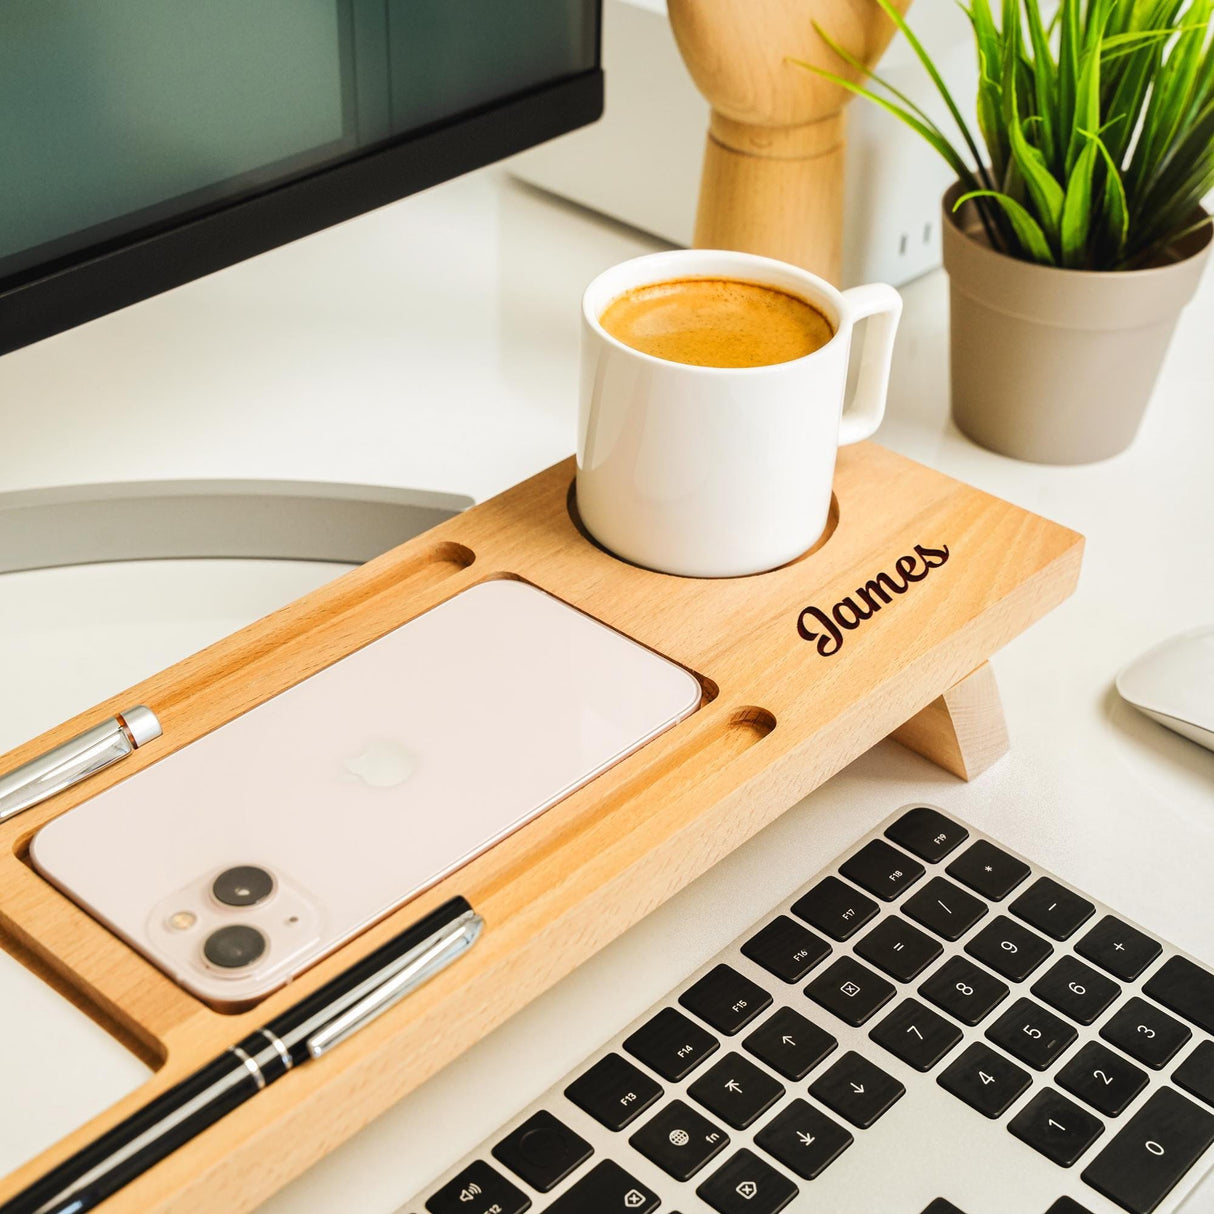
[31,580,701,1009]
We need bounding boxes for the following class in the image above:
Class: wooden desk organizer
[0,444,1082,1212]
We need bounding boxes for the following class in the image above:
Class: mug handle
[837,283,903,445]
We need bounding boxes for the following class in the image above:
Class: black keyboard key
[903,876,988,941]
[791,875,878,941]
[966,915,1054,981]
[919,955,1010,1025]
[1101,997,1191,1070]
[805,956,896,1026]
[743,1006,836,1080]
[564,1053,662,1131]
[1031,956,1120,1025]
[1173,1040,1214,1108]
[680,964,772,1035]
[1143,955,1214,1035]
[986,997,1078,1070]
[855,915,943,982]
[1075,916,1161,982]
[629,1099,728,1181]
[869,997,963,1071]
[1057,1042,1148,1117]
[946,839,1030,900]
[937,1041,1031,1118]
[809,1050,905,1128]
[1010,877,1095,941]
[754,1099,852,1179]
[425,1160,530,1214]
[492,1111,591,1193]
[741,915,830,983]
[546,1160,659,1214]
[1009,1089,1104,1167]
[921,1203,968,1214]
[1082,1087,1214,1213]
[624,1007,718,1081]
[885,805,969,862]
[687,1052,785,1129]
[1046,1200,1094,1214]
[696,1149,798,1214]
[839,838,925,901]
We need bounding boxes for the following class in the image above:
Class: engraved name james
[797,543,951,656]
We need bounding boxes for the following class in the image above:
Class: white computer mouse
[1116,625,1214,752]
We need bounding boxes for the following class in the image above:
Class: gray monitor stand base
[0,480,472,574]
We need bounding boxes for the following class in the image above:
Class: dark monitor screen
[0,0,601,353]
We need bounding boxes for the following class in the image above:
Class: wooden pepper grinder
[668,0,913,284]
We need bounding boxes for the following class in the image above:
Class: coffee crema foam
[599,276,834,369]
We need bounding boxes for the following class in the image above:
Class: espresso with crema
[599,276,834,369]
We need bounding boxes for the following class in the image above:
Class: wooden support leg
[891,662,1009,781]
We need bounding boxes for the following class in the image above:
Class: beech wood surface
[669,0,914,282]
[0,443,1081,1213]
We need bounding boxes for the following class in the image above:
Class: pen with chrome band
[2,897,482,1214]
[0,707,161,824]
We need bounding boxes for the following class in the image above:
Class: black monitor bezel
[0,68,603,357]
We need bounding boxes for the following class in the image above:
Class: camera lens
[211,865,274,908]
[203,924,267,970]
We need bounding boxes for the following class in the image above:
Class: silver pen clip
[0,706,161,824]
[305,909,483,1058]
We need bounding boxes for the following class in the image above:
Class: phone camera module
[203,924,267,970]
[211,865,274,908]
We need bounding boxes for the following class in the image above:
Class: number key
[1082,1088,1214,1214]
[985,997,1077,1070]
[1008,1088,1104,1167]
[918,955,1010,1025]
[869,998,962,1071]
[1056,1041,1147,1117]
[1031,956,1120,1025]
[965,915,1053,981]
[937,1041,1031,1118]
[1100,996,1191,1069]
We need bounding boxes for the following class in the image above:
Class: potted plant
[797,0,1214,464]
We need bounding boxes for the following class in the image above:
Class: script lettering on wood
[797,544,951,656]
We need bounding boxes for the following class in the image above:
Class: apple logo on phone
[341,739,416,788]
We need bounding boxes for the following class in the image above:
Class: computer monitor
[0,0,602,356]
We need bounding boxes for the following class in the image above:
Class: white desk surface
[1,164,1212,1212]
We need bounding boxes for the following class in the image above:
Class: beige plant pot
[941,181,1212,464]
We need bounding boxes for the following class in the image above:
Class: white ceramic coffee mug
[576,249,903,577]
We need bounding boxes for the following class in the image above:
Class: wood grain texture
[891,661,1010,780]
[669,0,914,281]
[0,443,1081,1212]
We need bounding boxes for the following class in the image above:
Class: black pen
[3,897,482,1214]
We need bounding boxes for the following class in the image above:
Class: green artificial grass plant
[794,0,1214,270]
